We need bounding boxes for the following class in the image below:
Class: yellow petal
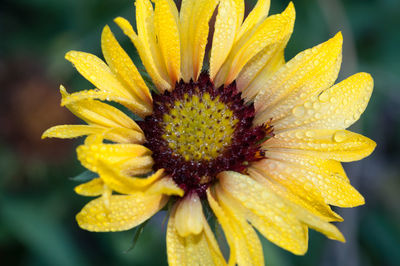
[135,0,170,87]
[221,2,295,86]
[77,141,151,160]
[174,193,204,237]
[76,143,165,194]
[254,32,343,125]
[60,86,143,131]
[237,42,286,101]
[65,51,150,116]
[103,127,146,144]
[248,165,342,221]
[61,88,150,118]
[76,193,167,232]
[218,171,308,255]
[76,141,152,175]
[179,0,196,82]
[118,156,155,175]
[103,168,164,195]
[264,129,376,162]
[256,150,366,207]
[146,177,184,197]
[236,0,270,41]
[210,0,239,80]
[238,170,344,242]
[74,178,104,196]
[207,187,265,265]
[233,0,245,30]
[180,0,219,81]
[42,124,104,139]
[41,125,145,144]
[215,186,268,264]
[101,25,152,107]
[167,203,226,266]
[265,147,350,183]
[274,72,374,132]
[191,0,219,79]
[287,201,345,242]
[207,189,237,266]
[65,51,129,96]
[153,0,181,84]
[114,16,171,91]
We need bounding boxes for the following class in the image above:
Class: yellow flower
[43,0,376,264]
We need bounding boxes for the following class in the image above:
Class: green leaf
[69,170,98,182]
[124,220,149,253]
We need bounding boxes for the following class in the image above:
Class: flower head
[43,0,376,264]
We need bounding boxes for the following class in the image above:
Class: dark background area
[1,0,399,265]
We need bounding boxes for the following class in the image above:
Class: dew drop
[292,106,305,117]
[333,131,348,142]
[305,131,315,137]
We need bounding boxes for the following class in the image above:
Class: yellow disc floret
[162,90,238,161]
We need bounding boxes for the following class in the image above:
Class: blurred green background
[1,0,399,265]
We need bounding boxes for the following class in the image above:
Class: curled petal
[60,86,143,130]
[42,124,145,144]
[147,177,184,197]
[174,193,204,237]
[167,201,226,266]
[74,178,104,197]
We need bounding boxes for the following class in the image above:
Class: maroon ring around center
[139,72,272,197]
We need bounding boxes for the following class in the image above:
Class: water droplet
[305,131,315,137]
[333,131,347,142]
[313,102,320,109]
[292,106,305,117]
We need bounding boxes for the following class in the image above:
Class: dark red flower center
[140,72,272,197]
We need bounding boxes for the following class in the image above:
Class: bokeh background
[1,0,399,265]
